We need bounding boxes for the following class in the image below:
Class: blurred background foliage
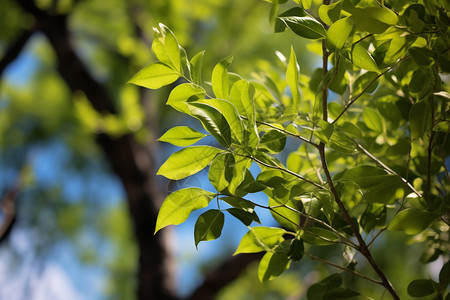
[0,0,441,299]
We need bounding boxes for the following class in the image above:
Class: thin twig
[304,252,382,285]
[332,57,408,125]
[357,143,422,198]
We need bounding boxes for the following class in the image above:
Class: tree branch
[0,29,34,79]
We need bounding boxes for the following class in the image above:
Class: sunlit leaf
[388,208,437,235]
[234,227,286,254]
[212,56,233,99]
[152,23,182,72]
[166,83,206,114]
[319,0,342,25]
[128,63,179,89]
[190,50,205,85]
[209,153,235,192]
[155,188,216,233]
[158,126,207,146]
[350,44,380,73]
[410,100,431,140]
[286,46,301,110]
[157,146,222,180]
[258,251,290,282]
[326,16,354,50]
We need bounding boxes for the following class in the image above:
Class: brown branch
[320,36,399,299]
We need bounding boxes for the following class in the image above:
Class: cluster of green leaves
[129,0,449,298]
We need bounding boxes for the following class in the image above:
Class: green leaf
[350,44,380,73]
[361,203,386,233]
[287,238,304,261]
[319,0,342,25]
[302,227,340,246]
[410,99,431,140]
[286,46,301,110]
[407,279,436,297]
[128,62,179,89]
[259,130,287,153]
[307,273,342,299]
[221,196,255,212]
[227,208,260,226]
[152,23,181,72]
[313,119,334,144]
[347,7,398,34]
[352,72,379,95]
[234,227,286,254]
[166,83,206,114]
[155,188,216,233]
[194,209,225,248]
[202,99,245,144]
[326,17,354,50]
[263,0,288,3]
[157,146,222,180]
[409,47,435,67]
[158,126,207,146]
[258,251,290,282]
[440,260,450,287]
[212,56,233,99]
[276,7,326,40]
[323,288,360,299]
[362,107,384,133]
[388,208,437,235]
[329,131,357,153]
[209,153,235,192]
[230,79,256,122]
[190,50,205,85]
[188,102,232,148]
[228,154,252,195]
[269,197,300,231]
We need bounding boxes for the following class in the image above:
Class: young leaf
[276,7,326,40]
[155,188,216,233]
[269,198,300,231]
[258,251,290,282]
[234,227,286,255]
[194,209,225,248]
[302,227,340,246]
[188,102,232,148]
[286,46,301,111]
[157,146,222,180]
[388,208,437,235]
[212,56,233,99]
[326,16,354,50]
[190,50,205,85]
[230,79,256,123]
[209,153,235,192]
[318,0,342,25]
[152,23,182,72]
[128,62,179,89]
[350,44,380,73]
[228,154,252,195]
[158,126,207,146]
[166,83,206,114]
[352,72,379,95]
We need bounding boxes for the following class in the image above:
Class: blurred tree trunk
[9,1,261,299]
